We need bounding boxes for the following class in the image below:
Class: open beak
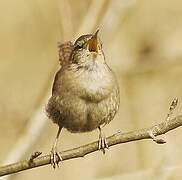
[87,29,100,53]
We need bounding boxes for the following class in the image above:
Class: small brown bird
[46,30,120,168]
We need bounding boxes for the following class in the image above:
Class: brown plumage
[46,30,120,168]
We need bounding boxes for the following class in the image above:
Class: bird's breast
[75,66,115,102]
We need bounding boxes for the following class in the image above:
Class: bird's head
[70,30,105,69]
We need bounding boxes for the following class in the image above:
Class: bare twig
[166,97,178,121]
[0,114,182,177]
[148,98,179,144]
[29,151,42,164]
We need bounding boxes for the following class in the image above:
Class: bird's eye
[77,44,83,49]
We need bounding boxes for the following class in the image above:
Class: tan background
[1,0,182,179]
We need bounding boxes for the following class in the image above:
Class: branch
[0,114,182,177]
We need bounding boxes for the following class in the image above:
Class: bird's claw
[98,132,109,154]
[50,148,62,169]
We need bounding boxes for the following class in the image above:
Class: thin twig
[29,151,42,164]
[148,98,179,144]
[0,114,182,177]
[166,97,178,121]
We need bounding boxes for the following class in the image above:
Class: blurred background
[1,0,182,179]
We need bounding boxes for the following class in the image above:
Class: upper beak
[87,29,100,53]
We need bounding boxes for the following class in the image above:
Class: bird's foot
[98,130,109,154]
[50,147,62,169]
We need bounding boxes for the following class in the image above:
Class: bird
[46,30,120,168]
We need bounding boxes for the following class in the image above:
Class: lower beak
[87,30,99,53]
